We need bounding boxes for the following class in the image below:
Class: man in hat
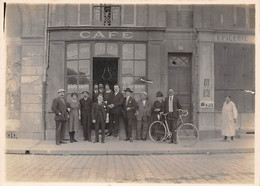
[92,83,99,103]
[136,92,151,141]
[165,88,182,144]
[151,91,165,122]
[51,88,68,145]
[79,90,93,141]
[107,84,124,137]
[122,88,137,142]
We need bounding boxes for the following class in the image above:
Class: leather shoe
[129,138,133,142]
[84,139,88,141]
[60,141,67,144]
[88,139,92,142]
[142,138,146,141]
[124,138,130,141]
[93,140,98,143]
[168,140,173,144]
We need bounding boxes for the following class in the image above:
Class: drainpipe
[42,4,50,140]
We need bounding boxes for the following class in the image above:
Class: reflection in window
[66,42,90,95]
[79,43,90,59]
[122,60,134,75]
[79,60,90,76]
[122,44,133,59]
[67,44,78,60]
[67,61,78,75]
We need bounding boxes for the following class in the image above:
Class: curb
[6,148,254,155]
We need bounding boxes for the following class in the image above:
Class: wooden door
[168,53,192,122]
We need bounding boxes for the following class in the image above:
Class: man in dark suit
[79,91,92,142]
[92,94,106,143]
[165,89,182,144]
[122,88,137,142]
[51,88,68,145]
[107,84,124,137]
[92,83,99,103]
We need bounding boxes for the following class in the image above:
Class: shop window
[214,43,255,112]
[122,43,147,99]
[249,7,255,28]
[94,42,118,56]
[66,43,91,96]
[93,5,121,26]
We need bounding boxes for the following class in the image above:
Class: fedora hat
[82,90,89,94]
[156,91,164,97]
[57,88,65,93]
[124,88,133,93]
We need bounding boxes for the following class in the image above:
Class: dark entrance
[93,57,118,88]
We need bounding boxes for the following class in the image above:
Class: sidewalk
[5,135,254,155]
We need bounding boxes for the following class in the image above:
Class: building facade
[6,4,255,140]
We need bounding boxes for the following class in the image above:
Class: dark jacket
[151,100,165,121]
[92,90,99,103]
[123,96,137,119]
[79,97,92,117]
[164,96,182,119]
[92,102,106,121]
[51,97,68,121]
[103,90,114,105]
[110,92,124,115]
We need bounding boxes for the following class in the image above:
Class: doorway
[93,57,119,88]
[168,53,192,123]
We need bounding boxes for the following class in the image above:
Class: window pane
[134,77,146,93]
[122,76,134,91]
[79,60,90,76]
[134,61,146,76]
[107,43,118,56]
[67,44,78,60]
[67,60,78,76]
[78,77,90,93]
[79,43,90,59]
[122,44,133,59]
[135,44,146,59]
[67,77,78,93]
[95,43,106,56]
[122,60,133,75]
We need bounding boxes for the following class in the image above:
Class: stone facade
[5,4,255,140]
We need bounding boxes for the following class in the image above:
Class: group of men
[52,83,182,145]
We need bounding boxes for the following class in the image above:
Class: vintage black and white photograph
[2,1,258,185]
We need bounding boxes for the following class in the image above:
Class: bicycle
[148,109,199,147]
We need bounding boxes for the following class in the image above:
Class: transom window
[93,5,121,26]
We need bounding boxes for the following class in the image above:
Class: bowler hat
[124,88,133,93]
[82,90,89,94]
[156,91,164,97]
[57,88,65,93]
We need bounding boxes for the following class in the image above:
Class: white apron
[221,101,238,137]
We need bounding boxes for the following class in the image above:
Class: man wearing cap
[122,88,137,142]
[79,90,93,142]
[107,84,124,137]
[165,89,182,144]
[151,91,165,122]
[51,88,68,145]
[136,92,151,141]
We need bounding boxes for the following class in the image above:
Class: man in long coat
[107,84,124,137]
[79,91,93,142]
[122,88,137,142]
[51,88,68,145]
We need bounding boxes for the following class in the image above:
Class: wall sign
[80,31,133,39]
[215,33,254,44]
[200,101,214,109]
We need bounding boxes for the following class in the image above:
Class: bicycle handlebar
[159,109,189,117]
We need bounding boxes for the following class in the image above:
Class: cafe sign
[80,31,133,39]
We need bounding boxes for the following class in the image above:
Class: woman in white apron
[221,96,238,141]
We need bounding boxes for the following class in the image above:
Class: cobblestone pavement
[6,153,254,183]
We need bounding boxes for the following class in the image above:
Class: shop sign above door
[80,31,133,39]
[49,30,150,41]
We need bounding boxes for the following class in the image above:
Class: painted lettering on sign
[215,33,254,43]
[80,31,133,39]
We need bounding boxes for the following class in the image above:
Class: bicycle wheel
[149,121,167,143]
[177,123,199,147]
